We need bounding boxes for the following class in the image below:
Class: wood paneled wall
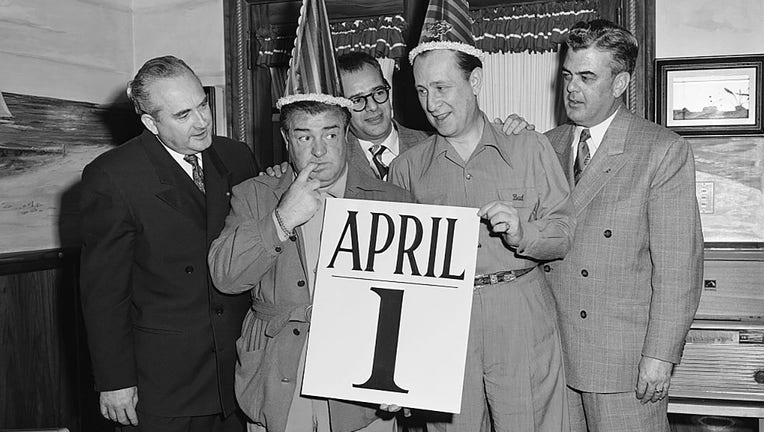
[0,249,110,431]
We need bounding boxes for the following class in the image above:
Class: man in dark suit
[79,55,258,432]
[543,20,703,431]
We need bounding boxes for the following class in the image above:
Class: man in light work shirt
[389,38,573,432]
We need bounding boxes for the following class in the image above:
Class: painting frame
[655,55,763,136]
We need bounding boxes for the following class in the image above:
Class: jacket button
[581,269,588,277]
[185,265,194,274]
[225,191,231,197]
[580,310,587,319]
[297,280,306,287]
[604,229,612,238]
[543,265,551,272]
[275,246,282,253]
[215,307,224,315]
[293,328,300,336]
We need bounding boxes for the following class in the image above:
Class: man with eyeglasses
[337,52,429,181]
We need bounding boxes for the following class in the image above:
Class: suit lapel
[140,131,206,229]
[203,144,233,245]
[550,125,576,190]
[347,133,378,179]
[571,107,632,215]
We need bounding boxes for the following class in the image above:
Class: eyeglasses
[348,84,391,112]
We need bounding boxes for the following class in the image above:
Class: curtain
[472,0,598,54]
[478,51,562,132]
[256,15,407,67]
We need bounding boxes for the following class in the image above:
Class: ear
[280,129,290,153]
[141,113,159,135]
[469,67,483,96]
[612,71,631,99]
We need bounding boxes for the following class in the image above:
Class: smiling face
[561,46,630,127]
[281,108,348,188]
[413,50,482,140]
[340,64,393,144]
[141,72,212,154]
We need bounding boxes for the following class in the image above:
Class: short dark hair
[127,56,196,117]
[414,49,482,80]
[566,19,639,75]
[336,51,385,82]
[279,101,351,133]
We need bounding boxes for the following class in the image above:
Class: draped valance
[471,0,598,54]
[256,15,407,67]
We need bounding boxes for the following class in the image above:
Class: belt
[473,267,535,287]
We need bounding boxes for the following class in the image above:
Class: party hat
[276,0,352,109]
[408,0,483,64]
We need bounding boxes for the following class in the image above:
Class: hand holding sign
[276,162,321,231]
[477,201,524,246]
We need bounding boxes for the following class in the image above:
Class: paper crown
[276,0,352,110]
[408,0,483,64]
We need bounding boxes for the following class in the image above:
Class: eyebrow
[172,95,208,118]
[293,124,340,132]
[562,66,596,77]
[348,85,385,99]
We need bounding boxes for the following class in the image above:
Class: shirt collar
[573,108,618,155]
[358,124,400,156]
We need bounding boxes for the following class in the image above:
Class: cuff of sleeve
[258,211,288,255]
[514,219,541,254]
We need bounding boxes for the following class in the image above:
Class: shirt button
[543,265,551,272]
[477,243,482,248]
[581,269,588,277]
[465,173,472,180]
[604,229,612,238]
[225,191,231,197]
[580,310,587,319]
[297,280,306,287]
[275,246,282,253]
[185,265,194,274]
[293,328,300,336]
[281,377,290,383]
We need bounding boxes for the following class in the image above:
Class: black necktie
[573,128,591,184]
[370,145,388,180]
[183,154,205,193]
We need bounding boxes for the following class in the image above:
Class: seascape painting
[691,136,764,243]
[0,92,140,255]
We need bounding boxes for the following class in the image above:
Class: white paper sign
[302,198,479,413]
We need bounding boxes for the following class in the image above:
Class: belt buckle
[489,273,498,285]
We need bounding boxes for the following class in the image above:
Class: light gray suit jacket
[544,105,703,393]
[347,120,430,179]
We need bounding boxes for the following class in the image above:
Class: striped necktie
[183,154,205,194]
[573,128,591,184]
[370,145,388,180]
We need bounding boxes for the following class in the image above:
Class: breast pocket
[498,188,539,222]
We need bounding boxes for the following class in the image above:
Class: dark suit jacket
[347,121,430,179]
[209,164,412,432]
[79,130,257,417]
[544,106,703,392]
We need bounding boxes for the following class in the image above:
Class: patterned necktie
[573,128,591,184]
[183,154,205,194]
[370,145,388,180]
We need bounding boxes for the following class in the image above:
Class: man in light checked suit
[543,19,703,432]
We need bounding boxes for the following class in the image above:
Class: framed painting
[656,55,763,136]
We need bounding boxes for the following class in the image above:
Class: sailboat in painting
[0,91,13,118]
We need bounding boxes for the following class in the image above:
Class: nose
[194,107,211,128]
[365,96,379,112]
[312,138,327,157]
[565,77,579,95]
[426,92,440,113]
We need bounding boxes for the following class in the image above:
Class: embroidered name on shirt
[512,193,525,201]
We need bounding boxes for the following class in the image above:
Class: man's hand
[494,113,535,136]
[100,386,139,426]
[379,404,411,418]
[275,162,321,231]
[478,201,523,246]
[635,356,674,404]
[259,161,290,178]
